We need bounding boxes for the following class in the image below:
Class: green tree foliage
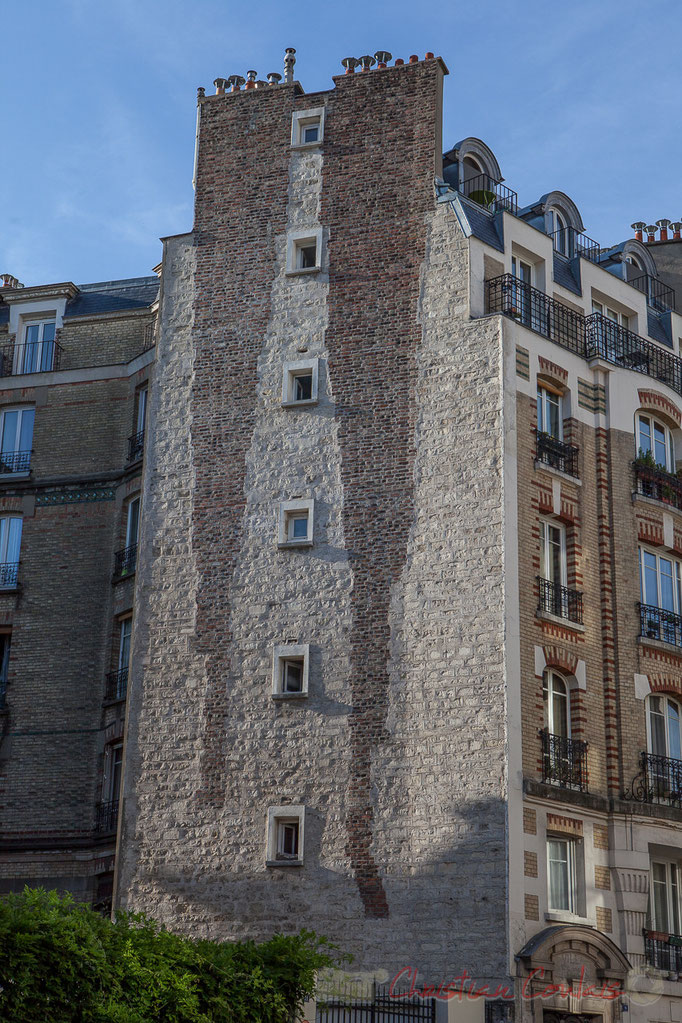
[0,888,343,1022]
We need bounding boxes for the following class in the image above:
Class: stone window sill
[536,610,586,633]
[285,267,321,278]
[281,398,318,409]
[545,910,591,926]
[291,141,322,151]
[278,539,313,549]
[266,859,303,868]
[534,460,582,486]
[272,692,308,701]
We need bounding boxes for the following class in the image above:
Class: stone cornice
[0,282,78,304]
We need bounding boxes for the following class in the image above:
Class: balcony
[113,544,137,580]
[458,173,518,215]
[639,602,682,647]
[536,431,579,478]
[127,430,145,463]
[644,930,682,973]
[0,562,19,590]
[627,750,682,808]
[105,667,128,702]
[487,276,682,396]
[537,576,583,624]
[551,226,601,264]
[0,450,31,475]
[630,273,676,313]
[540,729,588,791]
[95,799,119,833]
[0,341,63,377]
[634,461,682,511]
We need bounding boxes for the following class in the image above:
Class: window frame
[539,518,567,588]
[286,229,323,276]
[278,499,314,548]
[17,319,57,374]
[0,406,34,476]
[135,386,148,436]
[125,496,140,550]
[266,805,305,866]
[118,616,132,673]
[650,859,682,935]
[592,299,630,332]
[0,516,22,589]
[291,107,325,149]
[548,209,568,256]
[102,741,123,805]
[537,385,563,441]
[646,693,682,762]
[281,359,319,407]
[639,546,682,614]
[543,669,571,738]
[636,412,675,472]
[272,643,309,699]
[547,836,577,913]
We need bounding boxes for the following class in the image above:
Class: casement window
[118,618,132,673]
[266,805,305,866]
[511,255,532,285]
[547,838,577,913]
[281,359,319,407]
[286,229,323,275]
[543,670,570,737]
[537,386,562,440]
[278,499,314,547]
[136,387,148,436]
[540,519,566,587]
[18,320,56,374]
[0,632,10,708]
[592,300,629,331]
[0,517,22,589]
[272,644,309,698]
[126,498,140,551]
[636,412,675,471]
[291,107,325,148]
[647,695,682,762]
[102,742,123,805]
[639,547,682,614]
[0,407,34,474]
[295,240,317,270]
[651,860,682,934]
[548,209,568,256]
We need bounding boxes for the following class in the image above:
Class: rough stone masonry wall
[118,65,510,986]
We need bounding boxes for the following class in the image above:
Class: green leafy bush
[0,887,342,1022]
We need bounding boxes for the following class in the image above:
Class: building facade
[74,48,682,1023]
[0,273,157,909]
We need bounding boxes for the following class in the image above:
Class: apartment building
[110,48,682,1022]
[0,272,157,910]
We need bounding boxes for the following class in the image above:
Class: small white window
[278,499,314,547]
[0,407,34,475]
[266,805,305,866]
[543,670,570,737]
[540,519,567,587]
[547,837,577,912]
[636,412,675,472]
[286,229,323,276]
[548,209,568,255]
[0,516,22,589]
[281,359,319,407]
[537,386,562,440]
[272,644,309,698]
[592,300,630,331]
[291,107,325,148]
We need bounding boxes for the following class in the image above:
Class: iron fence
[0,341,63,376]
[113,544,137,579]
[458,173,518,215]
[105,667,129,702]
[127,430,145,463]
[95,799,119,833]
[638,601,682,647]
[630,273,676,313]
[536,432,579,478]
[634,461,682,510]
[644,930,682,972]
[551,226,601,263]
[540,729,588,791]
[0,450,31,474]
[486,275,586,356]
[585,313,682,392]
[537,577,583,624]
[0,562,19,589]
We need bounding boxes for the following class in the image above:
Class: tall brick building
[0,272,157,909]
[103,48,682,1022]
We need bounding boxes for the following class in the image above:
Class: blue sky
[1,0,680,287]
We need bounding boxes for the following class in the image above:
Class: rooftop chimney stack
[358,55,376,72]
[245,70,257,90]
[671,222,682,241]
[213,78,227,95]
[631,221,646,242]
[646,224,657,243]
[657,218,671,241]
[374,51,392,69]
[341,57,359,74]
[266,72,282,86]
[0,274,22,289]
[227,75,245,92]
[283,47,296,84]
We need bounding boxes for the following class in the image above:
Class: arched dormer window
[647,694,682,761]
[625,253,643,271]
[548,209,568,255]
[461,155,483,183]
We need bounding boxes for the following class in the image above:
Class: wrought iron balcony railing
[0,341,63,377]
[486,276,682,399]
[0,562,19,589]
[536,432,579,478]
[113,544,137,580]
[634,461,682,510]
[551,226,601,263]
[630,273,676,313]
[626,751,682,806]
[95,799,119,833]
[105,667,128,702]
[540,729,588,791]
[639,601,682,647]
[537,576,583,624]
[644,930,682,972]
[458,173,518,215]
[127,429,145,463]
[0,450,31,475]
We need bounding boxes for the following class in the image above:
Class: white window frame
[286,229,323,276]
[547,837,577,913]
[118,617,133,672]
[511,255,532,284]
[272,644,309,698]
[540,518,567,587]
[291,106,325,149]
[125,496,140,550]
[646,694,682,761]
[103,742,123,804]
[278,499,314,548]
[636,412,675,471]
[543,669,571,737]
[136,387,148,435]
[0,516,22,589]
[0,406,34,476]
[281,359,319,407]
[266,805,305,866]
[639,546,682,614]
[537,385,563,441]
[17,319,57,374]
[548,209,568,255]
[650,859,682,935]
[591,299,630,331]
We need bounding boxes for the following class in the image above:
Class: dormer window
[548,209,568,255]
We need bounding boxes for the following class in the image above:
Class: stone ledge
[534,459,582,486]
[524,778,609,813]
[536,610,586,633]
